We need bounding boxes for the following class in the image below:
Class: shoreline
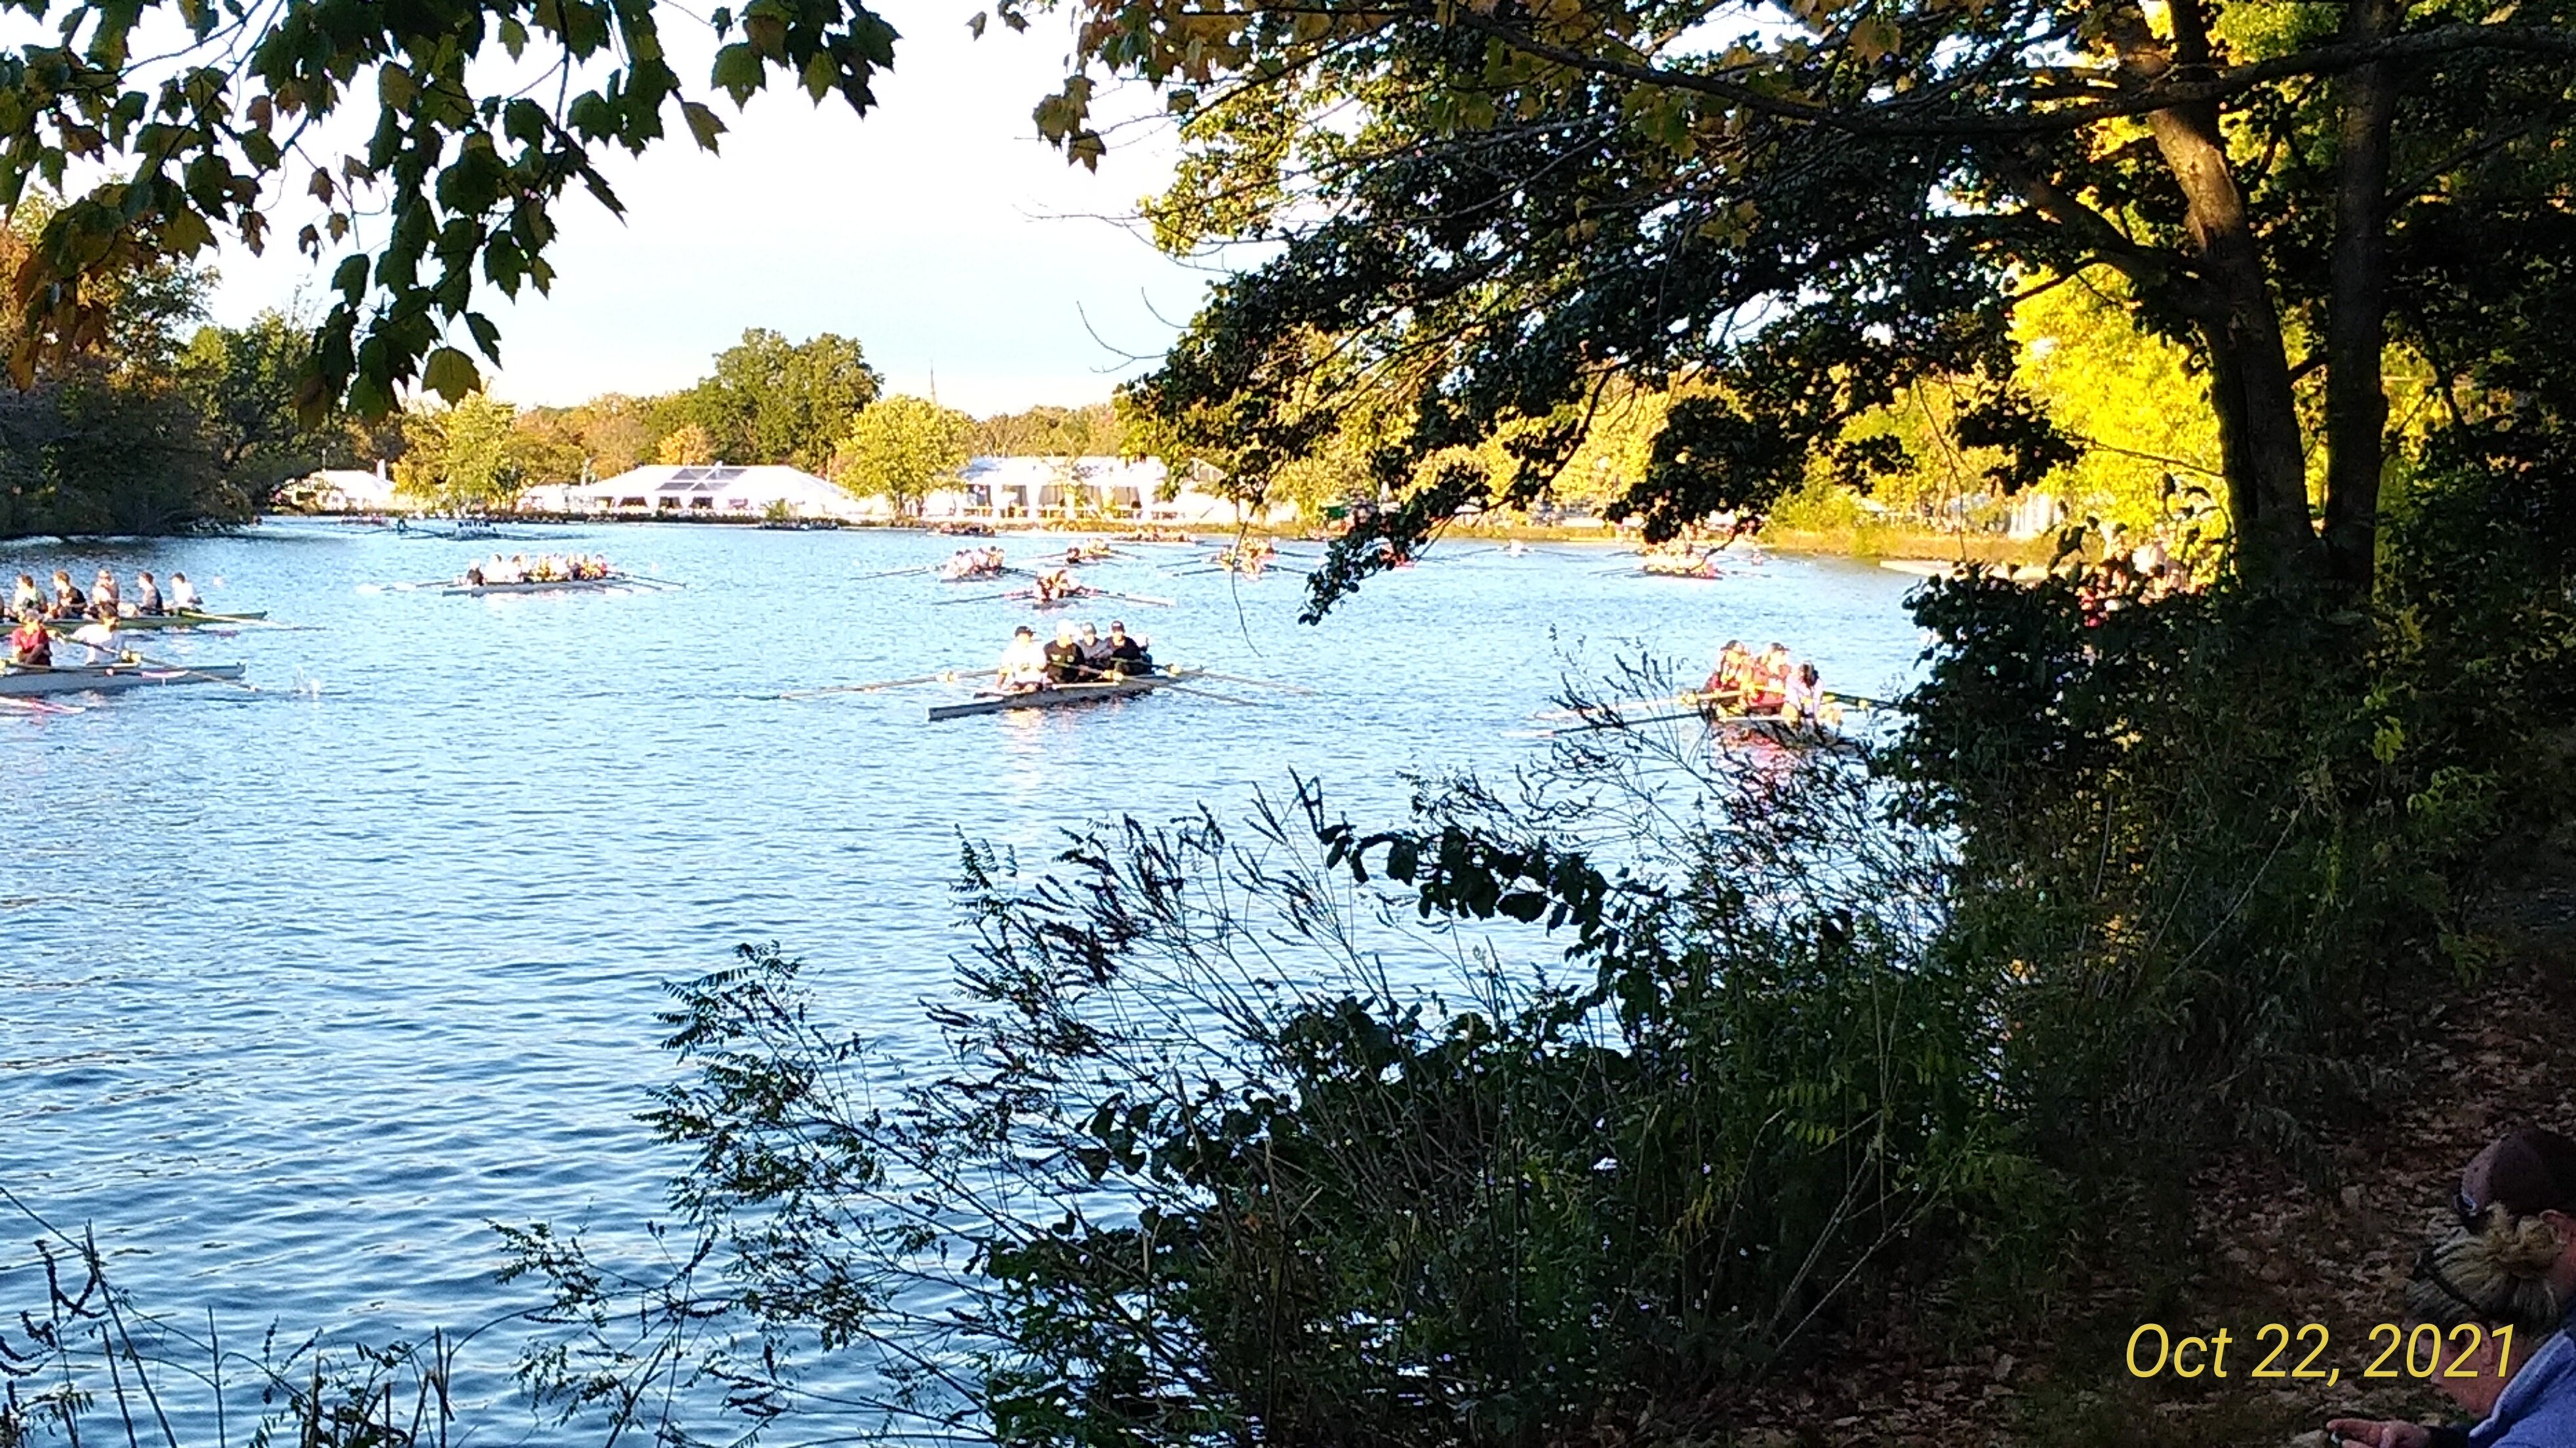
[209,510,2060,568]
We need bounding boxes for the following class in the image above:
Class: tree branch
[1443,13,2576,138]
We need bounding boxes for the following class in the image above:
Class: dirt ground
[1645,862,2576,1448]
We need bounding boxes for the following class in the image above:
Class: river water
[0,521,1922,1437]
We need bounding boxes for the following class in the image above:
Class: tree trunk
[2120,0,2324,590]
[2321,0,2400,599]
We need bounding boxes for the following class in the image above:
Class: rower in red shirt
[7,611,52,668]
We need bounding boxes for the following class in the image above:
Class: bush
[506,710,2046,1448]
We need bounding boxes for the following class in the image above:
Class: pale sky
[199,0,1218,417]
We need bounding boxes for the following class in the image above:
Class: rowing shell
[42,610,267,632]
[0,663,247,697]
[439,576,630,595]
[927,668,1191,721]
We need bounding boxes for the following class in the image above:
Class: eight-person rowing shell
[461,553,613,586]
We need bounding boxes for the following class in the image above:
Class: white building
[280,462,405,513]
[534,464,890,521]
[925,456,1289,525]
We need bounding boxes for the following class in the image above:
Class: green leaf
[681,100,725,152]
[422,346,480,401]
[711,43,764,101]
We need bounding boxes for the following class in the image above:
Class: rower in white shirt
[66,614,131,666]
[995,625,1049,694]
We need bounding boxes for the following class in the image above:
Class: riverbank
[252,508,2059,566]
[1681,855,2576,1448]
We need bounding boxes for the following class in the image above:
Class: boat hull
[440,577,628,595]
[927,670,1187,721]
[0,663,246,697]
[45,610,268,632]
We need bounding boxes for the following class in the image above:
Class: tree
[177,311,363,502]
[1079,0,2576,613]
[656,422,716,467]
[0,0,900,419]
[832,395,972,513]
[395,393,529,510]
[676,329,879,468]
[971,402,1122,458]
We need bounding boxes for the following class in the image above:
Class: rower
[49,571,85,619]
[1702,640,1750,708]
[91,569,120,616]
[995,624,1047,693]
[1788,662,1845,727]
[1075,622,1112,679]
[166,573,201,612]
[1749,643,1792,714]
[1103,621,1152,674]
[1042,622,1085,683]
[67,613,128,666]
[132,571,166,616]
[7,610,49,668]
[9,574,39,617]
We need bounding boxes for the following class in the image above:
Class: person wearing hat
[2328,1129,2576,1448]
[994,625,1047,694]
[1103,622,1152,675]
[1074,622,1112,679]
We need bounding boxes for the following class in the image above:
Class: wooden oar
[936,589,1029,605]
[1156,681,1260,707]
[777,669,972,701]
[1532,691,1720,721]
[1184,669,1318,696]
[117,649,260,693]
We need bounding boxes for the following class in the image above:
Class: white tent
[927,456,1285,524]
[281,463,405,513]
[546,464,887,521]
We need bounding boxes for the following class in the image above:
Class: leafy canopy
[1078,0,2576,613]
[0,0,898,418]
[832,393,971,508]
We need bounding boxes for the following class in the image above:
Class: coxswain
[166,573,201,612]
[91,569,120,615]
[9,574,40,617]
[464,561,487,586]
[49,571,85,619]
[1034,568,1078,604]
[1749,643,1792,714]
[132,571,166,616]
[995,624,1048,693]
[1042,622,1085,683]
[1103,621,1153,675]
[7,610,50,668]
